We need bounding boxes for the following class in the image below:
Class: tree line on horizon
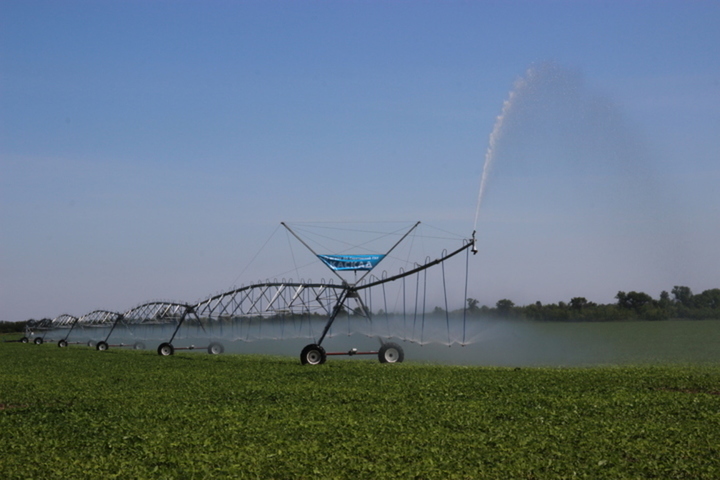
[466,285,720,322]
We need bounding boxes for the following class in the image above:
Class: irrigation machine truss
[23,222,477,364]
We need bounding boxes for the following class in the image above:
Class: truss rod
[281,222,347,284]
[355,221,420,284]
[358,237,475,290]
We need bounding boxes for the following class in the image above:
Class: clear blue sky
[2,1,719,322]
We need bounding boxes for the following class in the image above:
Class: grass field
[2,340,720,479]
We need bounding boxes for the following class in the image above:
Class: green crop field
[2,341,720,479]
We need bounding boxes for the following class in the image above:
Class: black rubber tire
[300,344,326,365]
[207,342,224,355]
[96,341,109,351]
[34,337,43,345]
[378,342,404,364]
[20,337,28,344]
[58,340,68,348]
[133,342,145,350]
[87,340,95,347]
[157,343,174,356]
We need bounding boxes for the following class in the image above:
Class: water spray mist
[473,64,548,231]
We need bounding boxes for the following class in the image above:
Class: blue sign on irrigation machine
[316,254,385,271]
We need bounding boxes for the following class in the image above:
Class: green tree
[615,291,628,308]
[0,321,27,334]
[617,291,653,312]
[570,297,588,311]
[466,298,480,312]
[694,288,720,309]
[672,285,694,307]
[496,299,515,316]
[658,290,672,308]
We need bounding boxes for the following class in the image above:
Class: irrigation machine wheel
[20,337,28,344]
[96,341,109,351]
[300,344,326,365]
[133,342,145,350]
[87,340,95,347]
[58,339,68,348]
[378,342,404,364]
[207,342,224,355]
[157,343,174,356]
[34,337,43,345]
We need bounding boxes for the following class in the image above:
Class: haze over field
[2,2,719,322]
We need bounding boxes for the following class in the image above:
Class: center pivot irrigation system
[278,222,477,364]
[19,222,477,365]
